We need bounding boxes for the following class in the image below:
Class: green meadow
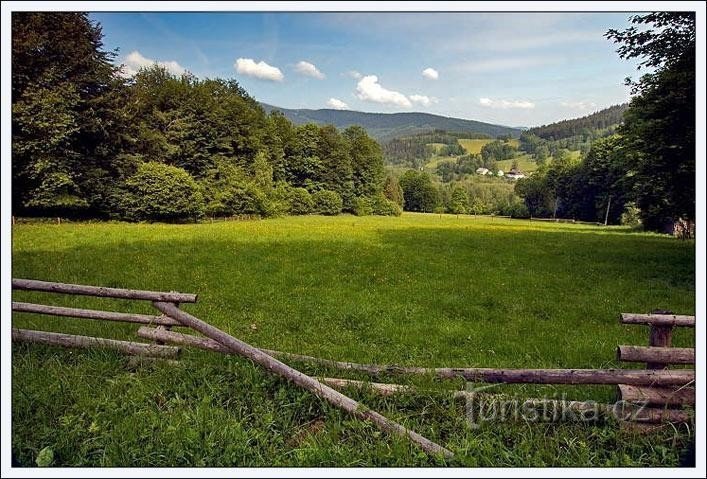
[11,214,695,466]
[458,138,521,155]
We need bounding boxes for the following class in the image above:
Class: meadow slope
[11,214,695,466]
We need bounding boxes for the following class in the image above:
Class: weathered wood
[617,345,694,365]
[321,378,692,424]
[620,313,695,328]
[12,301,180,326]
[136,326,694,387]
[618,384,695,407]
[647,325,673,369]
[151,302,453,458]
[319,377,414,396]
[12,328,180,359]
[12,278,197,303]
[615,403,692,424]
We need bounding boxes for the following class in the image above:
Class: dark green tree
[607,12,695,232]
[399,170,438,212]
[12,12,128,215]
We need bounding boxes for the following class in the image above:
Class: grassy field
[496,153,541,173]
[12,214,695,466]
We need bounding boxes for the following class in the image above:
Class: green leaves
[35,446,54,467]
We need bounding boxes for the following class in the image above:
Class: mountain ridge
[259,103,522,141]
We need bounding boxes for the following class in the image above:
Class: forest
[12,13,399,221]
[514,13,695,233]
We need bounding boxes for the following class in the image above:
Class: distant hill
[260,103,521,141]
[528,104,629,141]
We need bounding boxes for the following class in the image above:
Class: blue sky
[91,12,642,127]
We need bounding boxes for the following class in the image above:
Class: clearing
[12,214,695,466]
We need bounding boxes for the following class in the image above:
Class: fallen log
[151,302,453,459]
[136,326,694,387]
[12,278,197,303]
[13,301,180,326]
[617,345,694,365]
[12,328,180,359]
[620,313,695,328]
[618,384,695,407]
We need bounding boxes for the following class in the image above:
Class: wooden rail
[12,278,197,303]
[13,301,180,326]
[321,377,693,424]
[136,326,694,386]
[12,328,180,359]
[618,384,695,407]
[620,313,695,328]
[617,345,695,365]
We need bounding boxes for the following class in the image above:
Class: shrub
[352,196,373,216]
[288,188,314,215]
[120,162,204,221]
[371,194,402,217]
[620,202,642,227]
[223,183,267,216]
[312,190,343,215]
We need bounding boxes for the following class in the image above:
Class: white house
[475,167,489,175]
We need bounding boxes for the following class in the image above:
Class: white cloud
[560,100,598,110]
[294,60,325,79]
[326,98,349,110]
[355,75,411,108]
[422,67,439,80]
[409,94,437,107]
[234,58,283,81]
[345,70,362,79]
[479,98,535,109]
[120,50,186,77]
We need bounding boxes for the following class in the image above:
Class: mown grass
[11,214,695,467]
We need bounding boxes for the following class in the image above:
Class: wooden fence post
[647,309,673,369]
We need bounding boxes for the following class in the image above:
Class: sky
[91,12,643,128]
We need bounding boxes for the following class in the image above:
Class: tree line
[381,130,490,167]
[397,170,527,217]
[12,13,399,221]
[514,12,695,234]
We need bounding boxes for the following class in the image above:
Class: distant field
[458,138,520,155]
[496,153,541,173]
[423,154,456,170]
[12,215,695,466]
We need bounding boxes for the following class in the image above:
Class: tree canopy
[12,13,387,221]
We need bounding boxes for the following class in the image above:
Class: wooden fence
[615,312,696,421]
[12,278,697,456]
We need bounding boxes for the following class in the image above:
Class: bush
[371,194,402,217]
[288,188,314,215]
[223,183,267,216]
[352,196,373,216]
[119,162,204,221]
[312,190,343,215]
[620,202,642,227]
